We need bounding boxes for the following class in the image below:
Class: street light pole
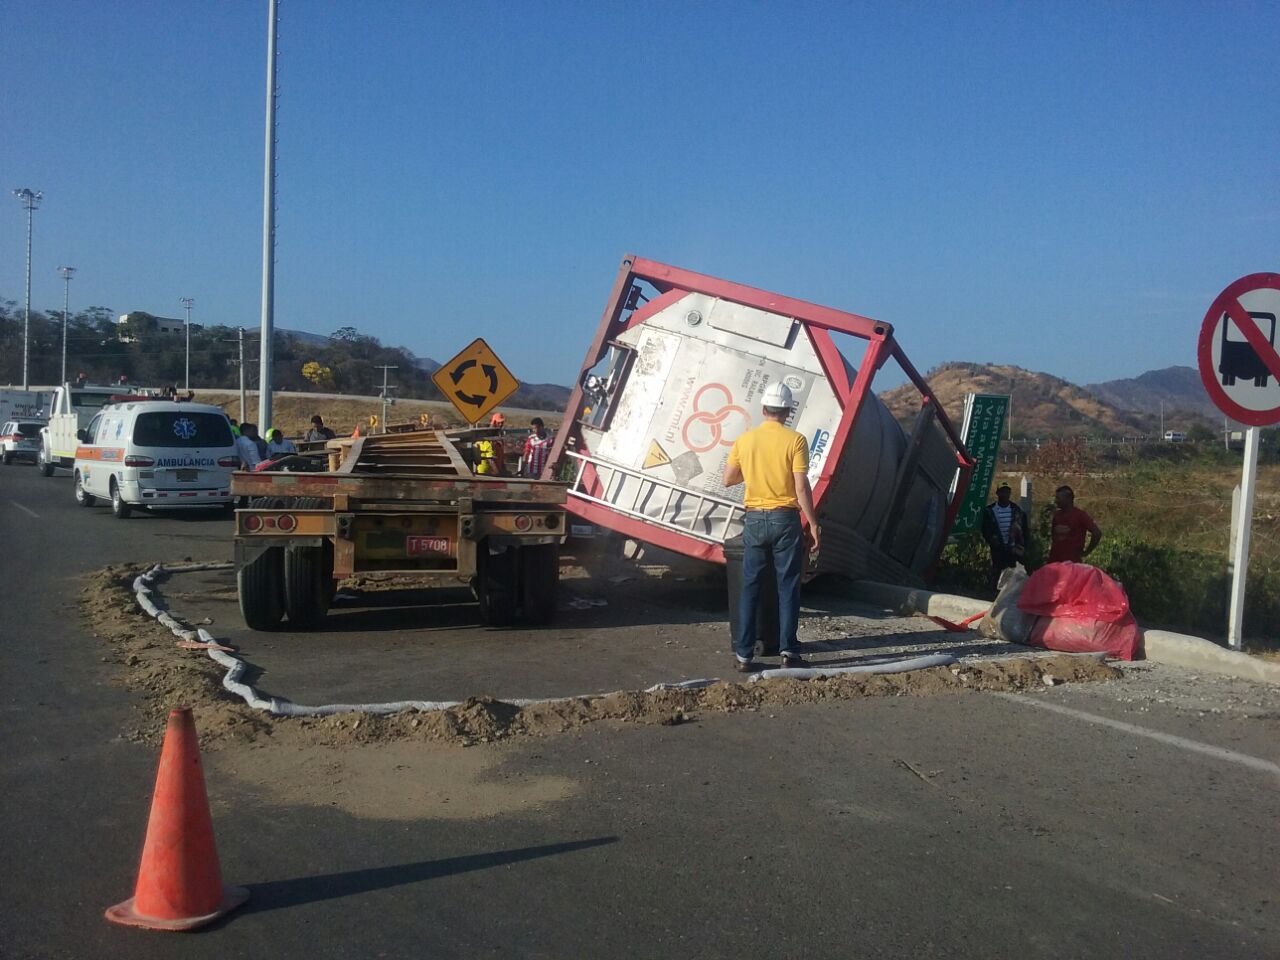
[58,266,76,386]
[258,0,280,432]
[12,188,43,391]
[179,297,194,390]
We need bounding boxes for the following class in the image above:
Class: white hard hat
[762,381,793,409]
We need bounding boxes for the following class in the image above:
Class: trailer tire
[477,544,519,627]
[284,544,331,629]
[38,449,54,476]
[239,547,285,630]
[519,544,559,625]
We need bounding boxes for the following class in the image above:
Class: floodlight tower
[58,266,76,385]
[12,188,43,390]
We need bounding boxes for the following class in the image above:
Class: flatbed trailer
[231,427,567,630]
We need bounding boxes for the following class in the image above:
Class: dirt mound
[82,563,1122,750]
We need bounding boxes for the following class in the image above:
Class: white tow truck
[39,383,149,476]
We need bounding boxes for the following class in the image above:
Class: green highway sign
[950,393,1009,536]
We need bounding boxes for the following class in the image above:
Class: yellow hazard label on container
[643,439,672,470]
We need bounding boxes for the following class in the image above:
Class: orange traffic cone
[106,706,248,931]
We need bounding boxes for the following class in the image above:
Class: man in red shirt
[1049,485,1103,563]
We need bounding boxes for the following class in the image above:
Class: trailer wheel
[38,449,54,477]
[477,544,519,627]
[238,547,285,630]
[519,544,559,625]
[284,544,331,629]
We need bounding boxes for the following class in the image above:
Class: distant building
[115,312,202,342]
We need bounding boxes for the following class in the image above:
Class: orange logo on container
[681,384,749,453]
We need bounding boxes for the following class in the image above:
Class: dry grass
[193,390,561,438]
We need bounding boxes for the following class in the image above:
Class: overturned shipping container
[545,256,975,586]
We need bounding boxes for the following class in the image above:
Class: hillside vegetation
[0,298,571,412]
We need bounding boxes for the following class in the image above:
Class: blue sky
[3,1,1277,389]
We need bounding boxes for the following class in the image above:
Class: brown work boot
[734,658,757,674]
[781,655,809,669]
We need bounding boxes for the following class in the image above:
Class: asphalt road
[2,462,1278,959]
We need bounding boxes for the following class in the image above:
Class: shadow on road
[239,836,619,915]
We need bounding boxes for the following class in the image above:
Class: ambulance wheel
[284,544,330,629]
[477,544,518,627]
[110,478,132,519]
[519,544,559,625]
[74,471,95,507]
[238,547,285,630]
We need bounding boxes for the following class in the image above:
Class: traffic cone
[106,706,248,931]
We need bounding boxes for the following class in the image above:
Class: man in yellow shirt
[722,381,821,672]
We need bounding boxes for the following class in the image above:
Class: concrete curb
[850,580,1280,687]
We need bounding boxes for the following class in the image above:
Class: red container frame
[545,255,976,575]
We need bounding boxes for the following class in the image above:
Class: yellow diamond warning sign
[643,439,671,470]
[432,338,520,425]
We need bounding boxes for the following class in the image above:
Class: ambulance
[72,399,240,518]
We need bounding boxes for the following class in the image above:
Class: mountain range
[879,362,1229,438]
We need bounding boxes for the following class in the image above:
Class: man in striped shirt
[981,483,1029,591]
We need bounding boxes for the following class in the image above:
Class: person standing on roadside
[235,423,263,470]
[305,415,335,442]
[266,428,297,457]
[522,417,552,478]
[721,381,820,673]
[981,483,1029,589]
[1048,485,1102,563]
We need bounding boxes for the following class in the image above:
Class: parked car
[72,400,239,518]
[1163,431,1187,443]
[1,419,46,464]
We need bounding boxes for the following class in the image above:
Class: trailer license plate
[406,536,451,556]
[176,469,199,481]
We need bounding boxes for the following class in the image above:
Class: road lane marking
[9,501,39,519]
[995,693,1280,776]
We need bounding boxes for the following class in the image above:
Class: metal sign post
[1227,429,1260,649]
[1197,273,1280,650]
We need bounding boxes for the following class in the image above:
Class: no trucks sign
[1197,272,1279,650]
[1197,273,1280,426]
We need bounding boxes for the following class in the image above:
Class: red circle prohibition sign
[1197,273,1280,427]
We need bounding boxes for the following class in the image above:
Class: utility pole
[239,328,248,420]
[12,188,43,391]
[376,365,398,434]
[258,0,280,432]
[1160,400,1165,440]
[179,297,194,390]
[58,266,76,386]
[221,328,256,422]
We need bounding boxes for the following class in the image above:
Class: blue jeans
[735,509,804,661]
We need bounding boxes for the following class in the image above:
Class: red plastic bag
[1028,612,1140,661]
[1017,562,1130,622]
